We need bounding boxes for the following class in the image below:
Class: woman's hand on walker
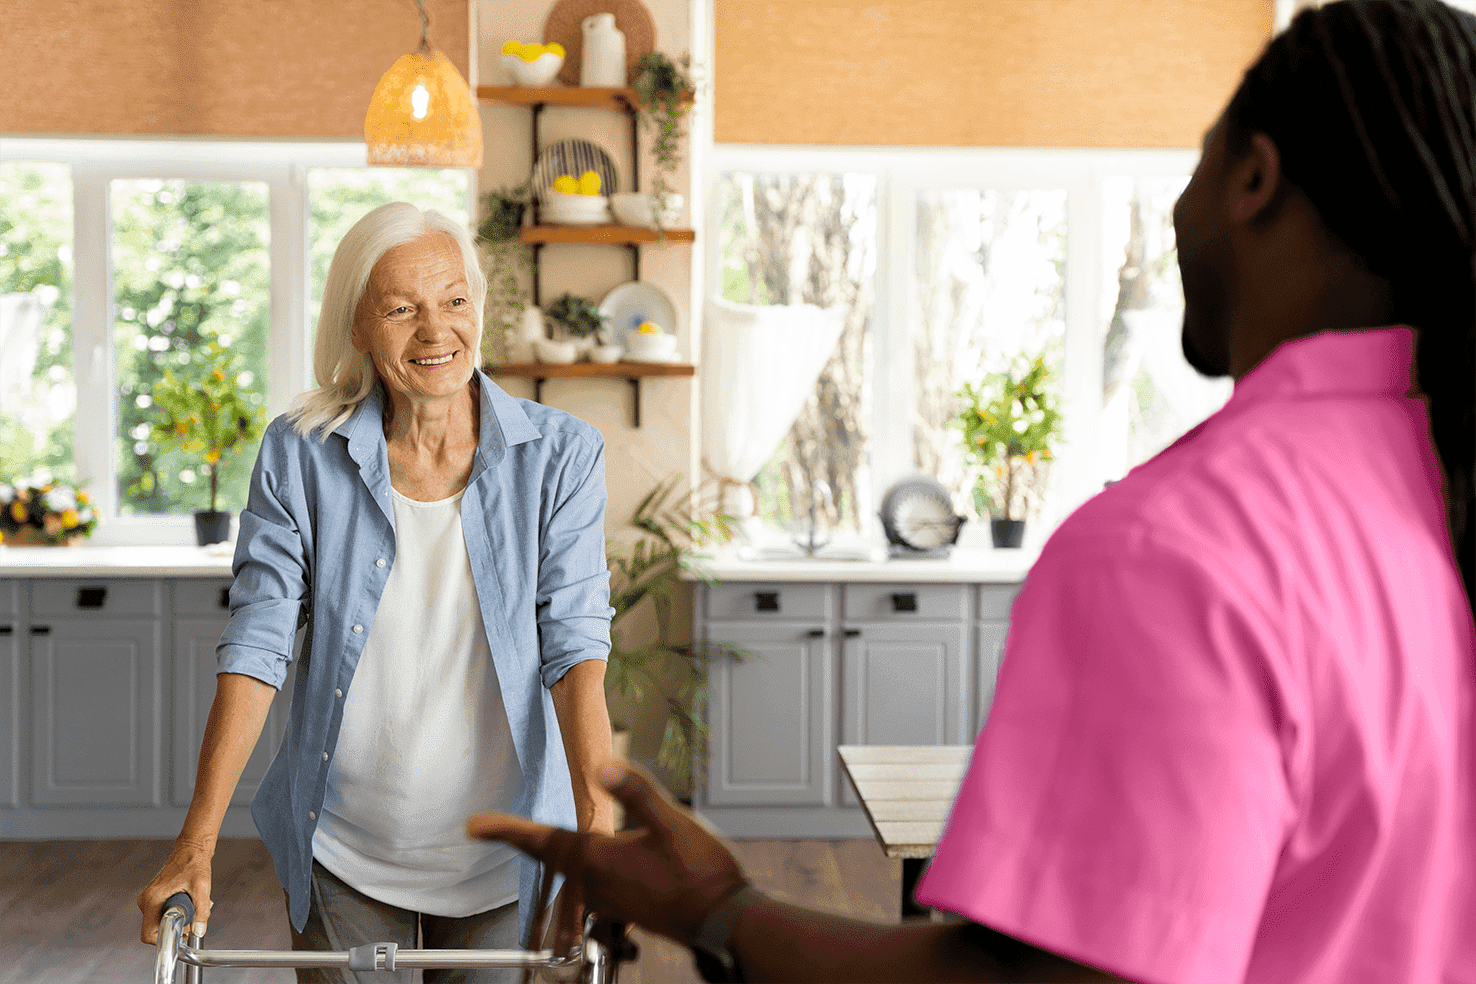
[138,838,214,944]
[468,761,749,951]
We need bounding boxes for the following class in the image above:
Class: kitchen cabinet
[0,575,297,838]
[696,577,1023,839]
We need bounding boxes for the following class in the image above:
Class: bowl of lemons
[542,170,611,224]
[624,321,678,362]
[501,41,565,86]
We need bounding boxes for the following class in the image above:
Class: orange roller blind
[714,0,1275,148]
[1,0,470,138]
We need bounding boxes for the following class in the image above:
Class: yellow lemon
[578,170,602,195]
[520,43,546,62]
[548,42,565,57]
[175,422,189,434]
[552,174,579,195]
[637,321,662,334]
[205,449,222,464]
[501,40,522,55]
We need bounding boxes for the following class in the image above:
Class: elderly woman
[138,202,616,983]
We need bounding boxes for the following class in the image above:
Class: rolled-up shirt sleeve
[217,418,311,690]
[536,431,615,690]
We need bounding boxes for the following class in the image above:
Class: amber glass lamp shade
[365,48,483,167]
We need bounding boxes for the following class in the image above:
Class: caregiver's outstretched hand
[467,761,749,952]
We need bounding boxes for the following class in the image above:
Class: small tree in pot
[149,340,267,545]
[954,351,1062,547]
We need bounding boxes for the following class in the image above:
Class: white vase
[510,305,545,362]
[580,13,626,87]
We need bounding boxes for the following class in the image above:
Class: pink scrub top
[915,326,1476,984]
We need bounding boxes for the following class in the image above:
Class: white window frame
[704,144,1200,543]
[2,137,476,546]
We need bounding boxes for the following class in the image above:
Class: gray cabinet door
[975,620,1010,735]
[838,621,969,806]
[172,620,299,807]
[704,621,833,807]
[0,620,18,808]
[30,619,162,806]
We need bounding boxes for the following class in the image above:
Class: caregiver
[138,202,616,984]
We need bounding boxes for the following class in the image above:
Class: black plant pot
[193,510,231,546]
[990,518,1026,549]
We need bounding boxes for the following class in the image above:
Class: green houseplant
[477,184,534,363]
[545,292,606,344]
[632,52,693,231]
[148,340,267,545]
[955,352,1063,546]
[605,475,751,798]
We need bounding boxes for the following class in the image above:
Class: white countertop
[0,544,235,577]
[683,544,1039,583]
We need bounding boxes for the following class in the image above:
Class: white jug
[581,13,626,87]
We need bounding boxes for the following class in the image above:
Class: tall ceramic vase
[581,13,626,87]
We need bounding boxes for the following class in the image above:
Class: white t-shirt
[312,486,523,916]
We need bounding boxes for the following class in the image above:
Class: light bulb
[411,83,430,120]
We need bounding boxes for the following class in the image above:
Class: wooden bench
[838,744,972,918]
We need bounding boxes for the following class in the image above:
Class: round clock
[879,477,967,553]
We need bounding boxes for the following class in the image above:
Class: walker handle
[163,892,196,926]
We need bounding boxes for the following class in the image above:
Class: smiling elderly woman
[137,202,617,984]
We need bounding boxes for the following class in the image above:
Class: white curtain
[0,292,52,418]
[701,297,846,519]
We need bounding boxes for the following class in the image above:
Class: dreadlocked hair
[1222,0,1476,617]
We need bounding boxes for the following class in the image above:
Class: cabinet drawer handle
[890,592,917,612]
[843,628,861,638]
[76,586,107,609]
[754,592,780,612]
[0,625,11,635]
[219,587,231,610]
[807,628,825,638]
[30,626,51,635]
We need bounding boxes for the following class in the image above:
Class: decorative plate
[878,477,966,553]
[598,280,678,338]
[543,0,657,87]
[532,139,619,202]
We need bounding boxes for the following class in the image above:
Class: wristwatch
[691,884,765,983]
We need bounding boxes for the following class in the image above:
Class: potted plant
[955,352,1063,548]
[545,292,607,351]
[477,184,534,364]
[148,340,267,546]
[0,480,97,546]
[605,474,752,801]
[632,51,693,231]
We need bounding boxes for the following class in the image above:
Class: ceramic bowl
[624,331,678,362]
[533,338,578,364]
[610,192,684,227]
[542,189,611,224]
[502,52,564,86]
[590,344,624,364]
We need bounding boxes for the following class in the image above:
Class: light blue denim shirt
[216,369,614,946]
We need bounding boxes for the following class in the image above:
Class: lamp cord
[413,0,430,51]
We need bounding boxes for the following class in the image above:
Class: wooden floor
[0,838,900,983]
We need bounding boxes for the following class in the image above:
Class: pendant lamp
[365,0,483,167]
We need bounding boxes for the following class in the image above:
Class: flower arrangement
[954,352,1063,523]
[0,481,98,545]
[148,340,267,515]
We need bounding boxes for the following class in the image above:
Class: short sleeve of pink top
[914,326,1476,984]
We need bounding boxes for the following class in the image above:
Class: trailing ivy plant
[477,184,533,362]
[632,52,693,232]
[605,474,753,797]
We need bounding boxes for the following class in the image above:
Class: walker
[153,892,636,983]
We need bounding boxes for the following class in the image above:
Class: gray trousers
[287,860,521,984]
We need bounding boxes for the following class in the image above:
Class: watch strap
[692,884,764,982]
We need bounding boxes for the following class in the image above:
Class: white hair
[287,202,487,439]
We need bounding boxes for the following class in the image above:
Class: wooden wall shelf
[491,361,695,428]
[518,225,695,245]
[476,85,694,111]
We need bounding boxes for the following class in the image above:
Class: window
[708,148,1233,548]
[0,140,471,545]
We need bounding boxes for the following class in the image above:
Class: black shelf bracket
[524,374,646,429]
